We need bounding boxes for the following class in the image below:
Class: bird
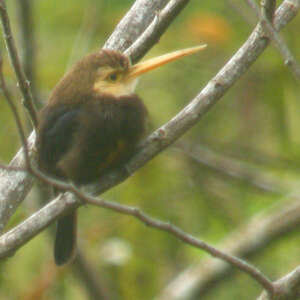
[36,44,206,266]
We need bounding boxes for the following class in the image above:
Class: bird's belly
[75,137,133,184]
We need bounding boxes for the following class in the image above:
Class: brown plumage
[36,45,206,265]
[37,50,147,265]
[37,51,147,184]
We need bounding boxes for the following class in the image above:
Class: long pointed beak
[127,44,207,79]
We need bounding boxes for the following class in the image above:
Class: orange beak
[127,44,207,79]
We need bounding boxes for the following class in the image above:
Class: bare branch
[104,0,169,52]
[16,0,38,102]
[0,48,35,232]
[258,266,300,300]
[0,55,30,166]
[261,0,277,21]
[246,0,300,81]
[0,132,34,233]
[157,194,300,300]
[0,0,38,127]
[85,196,275,294]
[125,0,191,63]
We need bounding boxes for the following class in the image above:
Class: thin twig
[0,52,30,167]
[157,193,300,300]
[16,0,38,103]
[83,196,275,295]
[246,0,300,81]
[261,0,277,21]
[0,0,38,127]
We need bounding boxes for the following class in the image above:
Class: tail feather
[54,211,77,265]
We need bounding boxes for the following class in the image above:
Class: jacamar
[36,45,206,265]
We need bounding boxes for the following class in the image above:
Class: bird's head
[49,45,207,105]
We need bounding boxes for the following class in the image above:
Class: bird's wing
[37,106,81,177]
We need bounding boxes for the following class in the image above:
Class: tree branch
[103,0,169,52]
[124,0,191,63]
[16,0,38,102]
[157,193,300,300]
[246,0,300,81]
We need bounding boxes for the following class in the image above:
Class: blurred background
[1,0,300,299]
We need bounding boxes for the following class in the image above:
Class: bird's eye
[108,73,119,82]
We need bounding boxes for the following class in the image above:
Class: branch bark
[125,0,191,63]
[104,0,169,52]
[246,0,300,81]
